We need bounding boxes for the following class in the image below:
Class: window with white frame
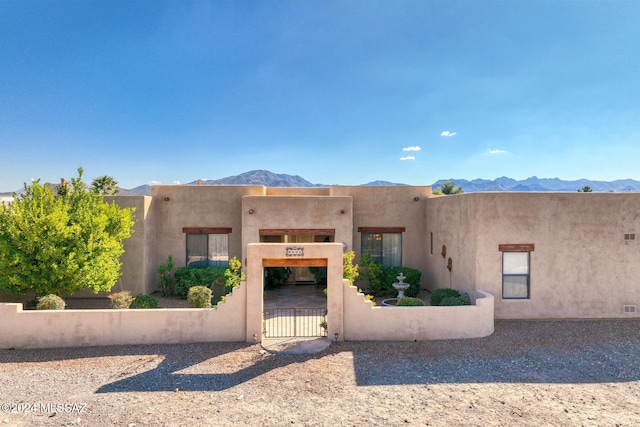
[183,228,231,267]
[500,244,534,299]
[359,227,404,267]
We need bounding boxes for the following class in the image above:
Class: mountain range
[2,170,639,197]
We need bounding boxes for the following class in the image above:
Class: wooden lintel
[499,243,535,252]
[259,229,335,236]
[262,258,328,267]
[357,227,406,233]
[182,227,232,234]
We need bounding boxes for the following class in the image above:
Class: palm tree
[91,175,119,195]
[434,181,464,195]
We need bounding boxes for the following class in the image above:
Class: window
[500,244,534,299]
[359,227,404,267]
[183,228,231,267]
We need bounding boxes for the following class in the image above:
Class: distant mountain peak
[194,170,323,187]
[3,170,639,196]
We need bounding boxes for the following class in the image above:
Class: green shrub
[224,256,245,294]
[430,288,461,306]
[364,294,376,306]
[130,294,160,309]
[265,267,291,289]
[396,297,426,306]
[187,286,212,308]
[157,255,175,297]
[357,252,385,295]
[174,266,226,298]
[308,266,327,286]
[108,291,134,309]
[439,295,471,306]
[36,294,65,310]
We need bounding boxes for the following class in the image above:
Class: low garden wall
[0,285,247,350]
[342,284,494,341]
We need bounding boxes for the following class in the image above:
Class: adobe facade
[112,186,640,320]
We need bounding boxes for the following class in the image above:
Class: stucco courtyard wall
[0,284,247,349]
[342,283,494,340]
[427,193,640,319]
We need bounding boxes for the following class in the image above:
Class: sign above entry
[286,247,304,257]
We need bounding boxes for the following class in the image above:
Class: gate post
[326,245,345,342]
[246,245,264,343]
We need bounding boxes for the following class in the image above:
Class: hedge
[174,266,227,298]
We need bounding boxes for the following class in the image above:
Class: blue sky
[1,1,639,191]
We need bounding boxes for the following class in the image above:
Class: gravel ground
[1,319,639,426]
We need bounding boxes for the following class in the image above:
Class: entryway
[262,261,328,339]
[263,282,327,338]
[245,243,345,346]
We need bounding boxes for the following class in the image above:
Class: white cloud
[150,180,162,185]
[402,145,421,152]
[488,149,507,154]
[400,156,416,161]
[173,180,181,185]
[440,131,457,137]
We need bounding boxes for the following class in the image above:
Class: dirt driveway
[1,319,639,426]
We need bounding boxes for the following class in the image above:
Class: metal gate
[263,307,327,338]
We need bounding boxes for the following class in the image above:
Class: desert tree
[0,168,134,297]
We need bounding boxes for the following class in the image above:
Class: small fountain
[381,272,410,306]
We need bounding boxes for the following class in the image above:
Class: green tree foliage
[224,256,245,294]
[433,181,464,195]
[577,186,593,193]
[343,250,359,285]
[0,168,134,297]
[91,175,120,195]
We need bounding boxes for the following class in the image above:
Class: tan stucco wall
[475,193,640,319]
[241,196,353,263]
[0,284,246,349]
[342,288,494,340]
[427,193,640,319]
[151,185,266,276]
[424,194,477,298]
[330,186,432,287]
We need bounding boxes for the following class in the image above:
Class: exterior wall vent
[624,233,636,241]
[623,305,636,314]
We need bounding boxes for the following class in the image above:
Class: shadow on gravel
[2,320,639,391]
[94,344,332,393]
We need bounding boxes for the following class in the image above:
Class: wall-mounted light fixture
[248,209,254,214]
[441,244,447,258]
[447,257,453,272]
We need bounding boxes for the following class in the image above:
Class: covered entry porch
[246,243,346,343]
